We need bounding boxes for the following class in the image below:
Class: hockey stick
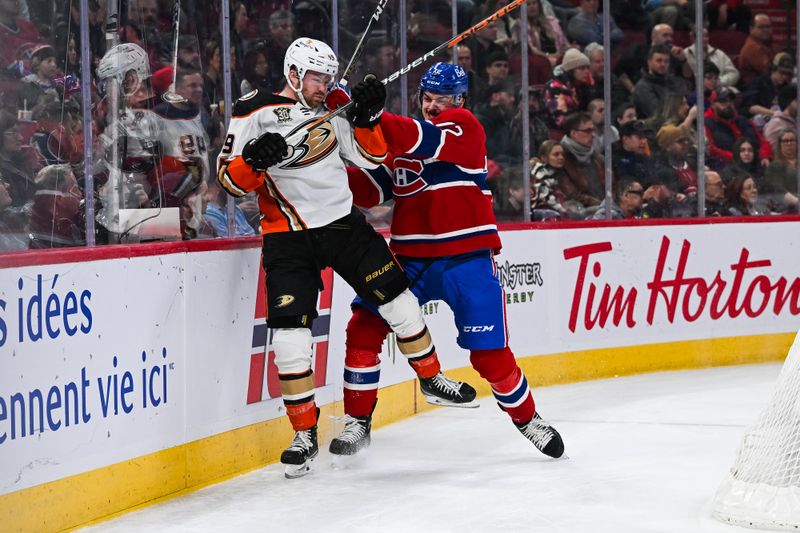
[286,0,525,144]
[162,0,188,104]
[339,0,391,86]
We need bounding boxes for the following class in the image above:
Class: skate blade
[284,458,315,479]
[423,395,480,408]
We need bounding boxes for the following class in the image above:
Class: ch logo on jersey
[392,157,428,197]
[273,107,292,123]
[281,119,338,169]
[275,294,295,308]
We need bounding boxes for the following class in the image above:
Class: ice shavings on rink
[81,364,781,533]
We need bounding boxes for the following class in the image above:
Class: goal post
[712,329,800,530]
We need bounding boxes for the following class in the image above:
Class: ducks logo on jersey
[281,119,338,169]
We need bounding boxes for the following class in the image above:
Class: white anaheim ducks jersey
[153,102,211,182]
[216,90,386,234]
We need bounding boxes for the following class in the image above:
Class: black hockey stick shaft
[289,0,525,140]
[340,0,391,85]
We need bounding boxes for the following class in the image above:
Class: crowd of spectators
[0,0,797,253]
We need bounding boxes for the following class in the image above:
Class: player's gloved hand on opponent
[242,132,288,171]
[324,81,351,111]
[347,74,386,128]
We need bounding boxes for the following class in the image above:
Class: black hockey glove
[347,74,386,128]
[242,132,288,171]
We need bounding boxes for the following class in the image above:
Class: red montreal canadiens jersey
[348,108,501,257]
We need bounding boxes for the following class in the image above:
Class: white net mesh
[712,330,800,531]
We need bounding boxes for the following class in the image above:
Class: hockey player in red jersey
[331,62,565,459]
[216,39,475,478]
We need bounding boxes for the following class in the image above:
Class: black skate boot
[281,424,319,478]
[419,372,479,408]
[514,412,565,459]
[329,414,372,456]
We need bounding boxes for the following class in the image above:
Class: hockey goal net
[712,330,800,530]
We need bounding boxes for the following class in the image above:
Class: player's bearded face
[302,72,333,107]
[421,91,455,120]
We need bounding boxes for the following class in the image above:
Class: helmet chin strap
[288,70,312,109]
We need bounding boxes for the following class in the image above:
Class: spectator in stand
[615,23,686,91]
[240,47,271,95]
[474,84,517,164]
[613,120,652,184]
[641,170,682,218]
[614,103,638,129]
[468,19,506,77]
[741,53,793,127]
[704,171,730,217]
[738,14,775,88]
[642,0,694,31]
[494,171,526,222]
[484,51,510,91]
[264,10,295,86]
[588,98,618,154]
[28,163,84,248]
[684,27,740,88]
[18,45,60,109]
[177,35,202,71]
[705,86,771,170]
[632,44,688,119]
[30,99,83,167]
[708,0,751,33]
[518,0,569,68]
[203,177,256,237]
[202,39,231,112]
[567,0,623,47]
[763,85,797,154]
[592,179,644,220]
[645,92,696,136]
[687,61,719,109]
[507,85,552,158]
[763,129,799,213]
[121,0,167,70]
[0,0,44,78]
[231,2,249,68]
[655,124,696,196]
[456,44,483,106]
[0,174,28,250]
[726,174,764,216]
[585,43,629,110]
[544,48,594,129]
[531,139,570,220]
[0,111,35,206]
[556,112,606,213]
[721,138,763,183]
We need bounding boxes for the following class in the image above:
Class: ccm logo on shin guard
[463,325,495,332]
[365,261,395,282]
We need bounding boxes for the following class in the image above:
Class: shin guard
[470,347,535,423]
[344,308,390,417]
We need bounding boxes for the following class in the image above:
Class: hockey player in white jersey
[217,37,474,478]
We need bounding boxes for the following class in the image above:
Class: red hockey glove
[324,81,351,111]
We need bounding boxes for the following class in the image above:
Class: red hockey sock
[343,308,390,417]
[470,347,535,424]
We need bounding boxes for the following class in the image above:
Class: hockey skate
[419,372,479,408]
[329,413,372,456]
[281,425,319,479]
[514,412,565,459]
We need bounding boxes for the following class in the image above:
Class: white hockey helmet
[283,38,338,107]
[97,43,150,96]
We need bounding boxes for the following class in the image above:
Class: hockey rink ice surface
[82,363,783,533]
